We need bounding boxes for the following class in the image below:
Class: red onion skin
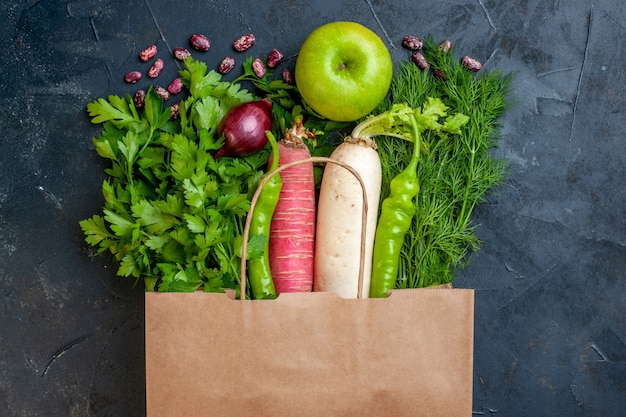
[214,98,273,159]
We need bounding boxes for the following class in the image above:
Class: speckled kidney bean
[462,55,482,71]
[281,68,293,85]
[432,68,447,80]
[218,56,236,74]
[190,33,211,52]
[154,85,170,101]
[147,58,164,78]
[411,51,430,69]
[169,103,180,120]
[402,35,423,50]
[134,89,146,110]
[266,48,284,68]
[124,70,142,83]
[167,77,183,94]
[139,44,158,62]
[233,33,255,52]
[173,47,191,61]
[252,58,266,78]
[438,39,452,52]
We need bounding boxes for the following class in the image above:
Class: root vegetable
[214,98,273,159]
[268,118,317,293]
[314,136,381,298]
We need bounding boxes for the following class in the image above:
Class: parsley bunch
[81,58,268,293]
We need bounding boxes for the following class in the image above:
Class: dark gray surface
[1,0,625,415]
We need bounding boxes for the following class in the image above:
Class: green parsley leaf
[183,213,206,234]
[79,215,114,250]
[81,56,279,293]
[87,95,140,128]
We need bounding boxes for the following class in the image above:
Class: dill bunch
[375,38,513,287]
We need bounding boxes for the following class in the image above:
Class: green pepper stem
[407,116,421,172]
[266,130,280,171]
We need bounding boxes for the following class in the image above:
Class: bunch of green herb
[374,38,512,287]
[80,58,270,293]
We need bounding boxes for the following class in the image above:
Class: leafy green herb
[81,58,268,293]
[374,38,512,287]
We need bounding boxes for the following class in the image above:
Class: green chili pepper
[369,118,421,298]
[247,131,281,299]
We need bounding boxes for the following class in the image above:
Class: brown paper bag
[145,288,474,417]
[145,157,474,416]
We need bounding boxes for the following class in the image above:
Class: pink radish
[268,119,317,293]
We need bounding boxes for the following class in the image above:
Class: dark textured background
[1,0,625,415]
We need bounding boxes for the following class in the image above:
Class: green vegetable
[375,38,512,288]
[246,131,281,299]
[80,58,268,293]
[369,99,468,297]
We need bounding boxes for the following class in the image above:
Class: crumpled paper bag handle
[240,156,369,299]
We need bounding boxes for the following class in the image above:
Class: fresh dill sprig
[375,39,513,287]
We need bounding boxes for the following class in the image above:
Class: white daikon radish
[313,136,381,298]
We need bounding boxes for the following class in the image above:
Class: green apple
[295,21,393,122]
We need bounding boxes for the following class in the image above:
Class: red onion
[214,98,273,159]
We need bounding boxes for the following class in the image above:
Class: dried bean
[154,85,170,101]
[432,68,447,81]
[147,58,164,78]
[232,33,255,52]
[438,39,452,52]
[266,48,284,68]
[218,56,236,74]
[134,89,146,110]
[173,47,191,61]
[124,71,142,83]
[139,44,158,62]
[190,33,211,52]
[402,35,423,50]
[281,68,294,85]
[167,77,183,95]
[252,58,266,78]
[411,51,430,69]
[462,55,482,71]
[169,103,180,120]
